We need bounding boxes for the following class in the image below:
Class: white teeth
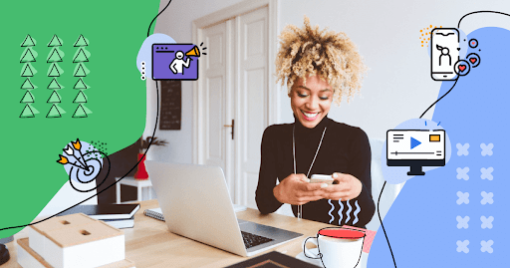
[303,111,318,118]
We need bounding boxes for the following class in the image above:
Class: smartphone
[431,28,459,81]
[310,174,335,185]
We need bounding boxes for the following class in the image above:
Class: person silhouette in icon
[436,45,451,66]
[170,51,191,74]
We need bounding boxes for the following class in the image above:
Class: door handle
[223,119,234,140]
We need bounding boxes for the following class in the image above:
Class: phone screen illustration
[431,28,459,81]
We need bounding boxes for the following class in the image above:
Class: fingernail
[321,183,328,188]
[333,173,339,178]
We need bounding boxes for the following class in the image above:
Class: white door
[235,7,269,208]
[198,20,235,199]
[198,7,269,208]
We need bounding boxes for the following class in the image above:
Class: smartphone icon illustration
[431,28,459,81]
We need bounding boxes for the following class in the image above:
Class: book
[225,251,320,268]
[144,204,247,221]
[57,204,140,220]
[103,216,135,229]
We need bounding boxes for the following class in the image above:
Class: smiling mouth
[301,110,319,121]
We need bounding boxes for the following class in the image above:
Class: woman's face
[290,75,334,129]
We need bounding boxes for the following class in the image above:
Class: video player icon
[411,137,422,150]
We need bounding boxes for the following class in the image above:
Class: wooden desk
[6,200,339,268]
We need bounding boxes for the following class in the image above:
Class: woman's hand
[321,173,363,201]
[273,173,327,205]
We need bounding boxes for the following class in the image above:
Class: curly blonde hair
[275,16,366,104]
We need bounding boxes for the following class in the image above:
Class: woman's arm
[255,126,283,214]
[348,128,376,227]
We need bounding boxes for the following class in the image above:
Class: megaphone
[185,46,200,57]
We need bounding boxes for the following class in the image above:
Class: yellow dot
[422,34,424,36]
[420,30,423,32]
[421,41,424,43]
[440,26,442,28]
[430,25,432,28]
[421,45,424,47]
[428,38,430,40]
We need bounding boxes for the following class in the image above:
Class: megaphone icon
[185,46,200,57]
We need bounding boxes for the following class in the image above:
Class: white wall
[149,0,510,162]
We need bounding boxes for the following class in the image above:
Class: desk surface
[6,200,337,268]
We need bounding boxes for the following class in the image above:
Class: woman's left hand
[321,172,362,201]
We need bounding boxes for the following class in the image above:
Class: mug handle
[303,236,322,259]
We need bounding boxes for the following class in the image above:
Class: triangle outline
[73,48,89,63]
[46,104,62,118]
[20,104,35,118]
[74,78,88,89]
[21,34,35,47]
[47,78,62,89]
[47,90,61,103]
[74,64,87,77]
[20,91,35,103]
[47,48,63,63]
[73,104,88,118]
[73,91,88,103]
[74,34,89,47]
[20,48,36,63]
[22,64,34,77]
[48,34,63,47]
[21,78,35,89]
[48,64,61,77]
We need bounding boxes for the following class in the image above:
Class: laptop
[146,161,302,257]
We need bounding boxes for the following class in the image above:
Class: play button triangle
[411,137,421,149]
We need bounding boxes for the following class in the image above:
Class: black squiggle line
[147,0,173,37]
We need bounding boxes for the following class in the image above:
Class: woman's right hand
[273,173,327,205]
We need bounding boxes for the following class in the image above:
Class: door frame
[192,0,279,166]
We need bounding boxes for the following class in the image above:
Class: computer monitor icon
[386,129,446,176]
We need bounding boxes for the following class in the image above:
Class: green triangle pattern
[20,48,36,63]
[73,91,87,103]
[74,64,87,77]
[74,78,87,89]
[74,34,88,47]
[21,91,35,103]
[48,64,60,77]
[47,104,62,118]
[73,49,89,63]
[47,78,61,89]
[48,35,62,47]
[20,104,35,118]
[73,104,88,118]
[21,78,35,89]
[47,48,63,63]
[21,34,35,47]
[21,64,34,77]
[47,91,61,103]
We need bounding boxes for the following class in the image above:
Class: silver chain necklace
[293,124,327,219]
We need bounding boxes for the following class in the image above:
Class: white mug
[303,228,365,268]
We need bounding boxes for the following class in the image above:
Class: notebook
[144,204,247,221]
[102,216,135,229]
[58,204,140,220]
[225,251,320,268]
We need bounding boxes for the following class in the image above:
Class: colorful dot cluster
[420,25,442,47]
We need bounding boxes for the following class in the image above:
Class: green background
[0,0,160,238]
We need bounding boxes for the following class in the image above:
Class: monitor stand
[408,165,425,176]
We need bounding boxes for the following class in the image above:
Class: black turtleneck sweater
[255,116,375,228]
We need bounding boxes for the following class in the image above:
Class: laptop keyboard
[241,231,274,249]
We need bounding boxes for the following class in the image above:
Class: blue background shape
[136,33,176,78]
[369,27,509,267]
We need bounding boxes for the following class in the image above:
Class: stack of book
[18,213,135,267]
[58,204,140,229]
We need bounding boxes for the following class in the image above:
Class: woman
[256,16,375,228]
